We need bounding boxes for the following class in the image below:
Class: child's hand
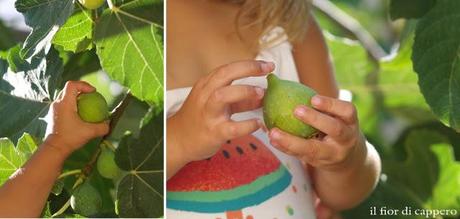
[44,81,110,157]
[268,95,365,171]
[169,60,274,162]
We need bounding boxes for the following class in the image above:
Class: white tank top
[166,27,317,219]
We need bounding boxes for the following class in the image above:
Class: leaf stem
[58,169,82,179]
[51,199,71,218]
[106,0,116,11]
[51,175,85,217]
[102,140,116,151]
[312,0,387,60]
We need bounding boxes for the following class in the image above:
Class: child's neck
[167,0,261,90]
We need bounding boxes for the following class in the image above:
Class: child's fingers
[294,105,352,141]
[311,95,357,124]
[269,128,334,162]
[206,85,264,115]
[217,119,261,140]
[62,81,95,105]
[204,60,274,92]
[56,90,64,101]
[230,98,263,114]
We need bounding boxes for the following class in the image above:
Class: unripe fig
[77,91,109,123]
[263,74,318,138]
[70,182,102,217]
[97,147,122,179]
[78,0,105,10]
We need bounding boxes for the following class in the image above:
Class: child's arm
[0,81,109,217]
[271,15,381,211]
[167,61,274,178]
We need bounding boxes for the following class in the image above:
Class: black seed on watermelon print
[226,140,231,144]
[250,143,257,150]
[236,146,244,155]
[222,150,230,158]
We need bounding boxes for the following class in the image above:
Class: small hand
[169,60,274,162]
[44,81,110,157]
[269,95,365,170]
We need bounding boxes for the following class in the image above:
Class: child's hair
[226,0,312,46]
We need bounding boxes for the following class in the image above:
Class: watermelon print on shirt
[168,135,292,212]
[167,129,316,219]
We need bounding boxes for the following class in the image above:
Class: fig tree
[70,182,102,217]
[78,0,105,10]
[97,147,122,179]
[77,91,109,123]
[263,74,318,138]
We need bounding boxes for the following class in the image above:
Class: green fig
[97,147,122,179]
[78,0,105,10]
[263,74,318,138]
[70,182,102,217]
[77,91,109,123]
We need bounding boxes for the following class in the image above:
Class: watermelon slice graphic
[167,135,292,213]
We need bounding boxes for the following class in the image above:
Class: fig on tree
[78,0,105,10]
[77,91,109,123]
[97,147,122,179]
[263,74,318,138]
[70,182,102,217]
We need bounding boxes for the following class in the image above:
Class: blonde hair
[227,0,312,45]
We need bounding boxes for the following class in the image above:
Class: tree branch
[312,0,387,60]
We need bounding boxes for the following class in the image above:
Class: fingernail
[311,96,322,106]
[270,129,281,140]
[255,87,265,98]
[295,106,307,117]
[261,61,275,72]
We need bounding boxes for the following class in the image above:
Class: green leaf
[0,21,16,50]
[61,49,101,83]
[0,133,38,184]
[390,0,436,20]
[412,0,460,132]
[115,110,163,217]
[343,179,424,219]
[51,179,65,196]
[380,35,428,109]
[429,143,460,210]
[53,9,94,53]
[6,45,28,72]
[379,34,436,128]
[344,129,460,218]
[95,0,164,106]
[384,130,460,210]
[15,0,74,59]
[326,33,378,134]
[0,48,63,141]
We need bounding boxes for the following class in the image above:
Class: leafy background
[312,0,460,218]
[0,0,164,217]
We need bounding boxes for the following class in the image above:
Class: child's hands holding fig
[265,76,365,171]
[45,81,109,158]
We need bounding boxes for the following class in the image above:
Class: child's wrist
[42,134,74,160]
[322,133,367,173]
[167,115,193,164]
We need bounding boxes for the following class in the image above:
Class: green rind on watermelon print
[167,165,292,213]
